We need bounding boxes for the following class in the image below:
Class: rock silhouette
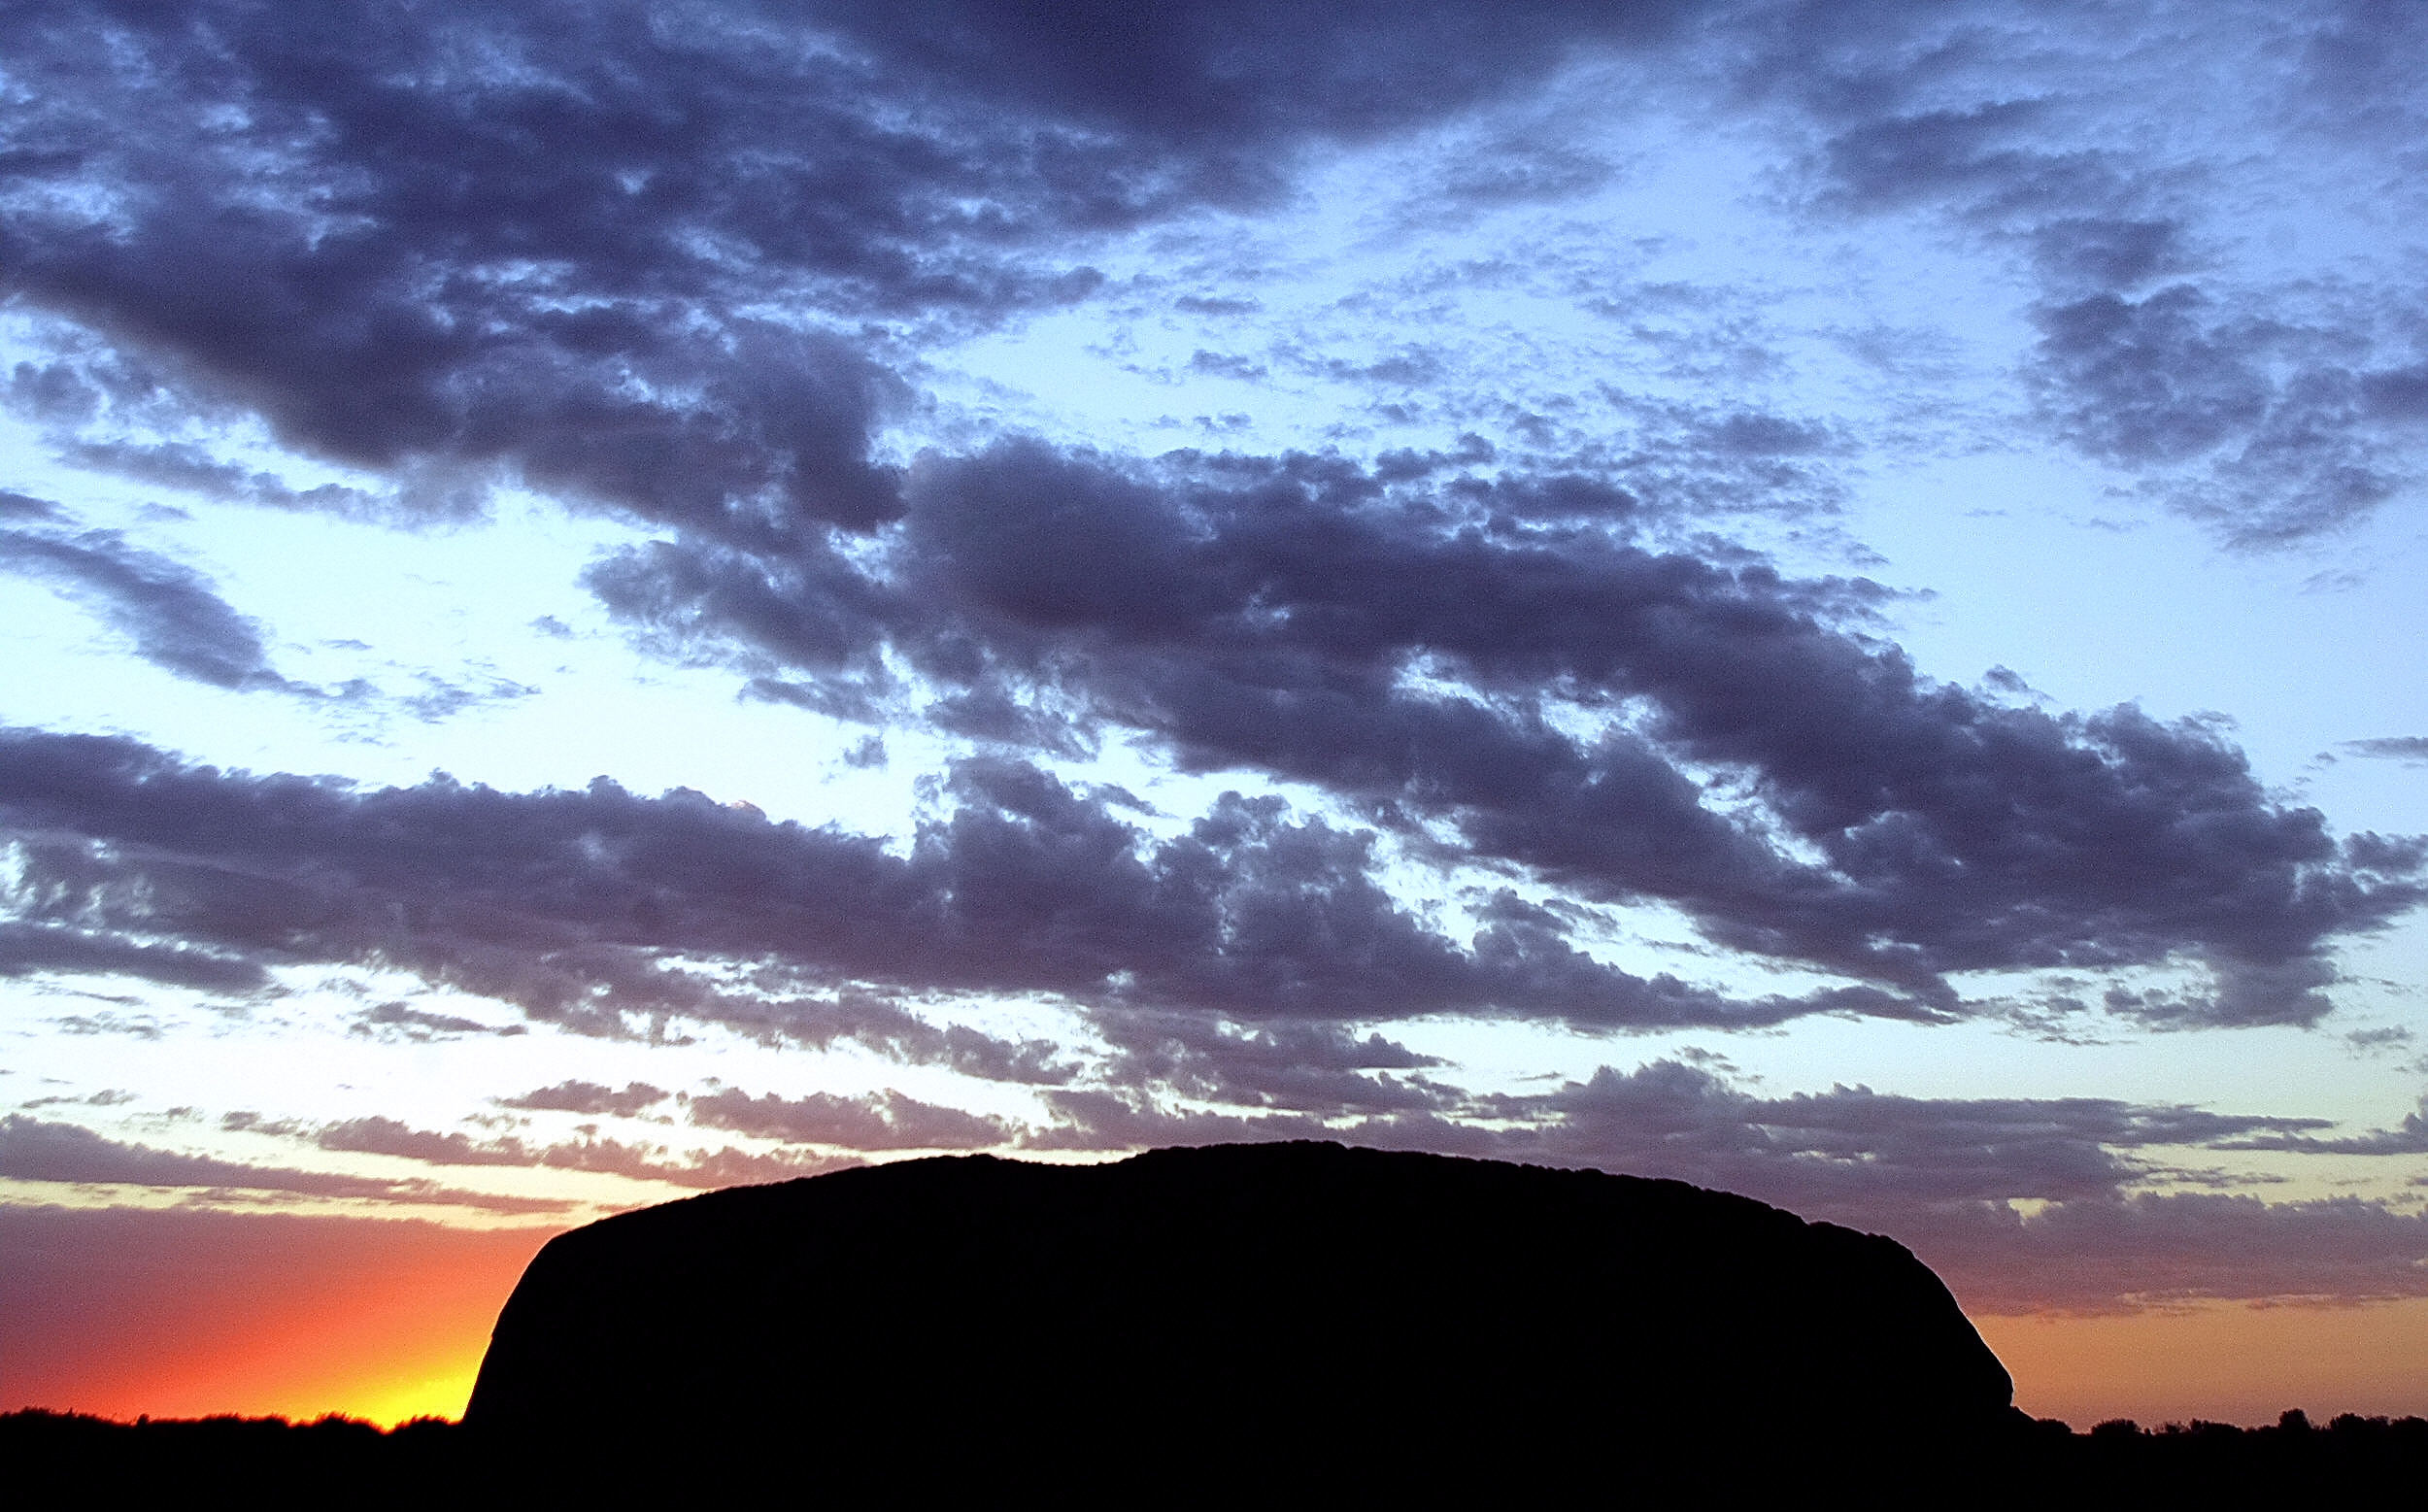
[466,1142,2014,1487]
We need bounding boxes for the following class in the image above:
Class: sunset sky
[4,0,2427,1430]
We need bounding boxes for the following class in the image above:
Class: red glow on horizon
[0,1207,557,1427]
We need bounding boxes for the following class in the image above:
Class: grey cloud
[606,438,2421,1024]
[733,991,1079,1085]
[2026,285,2419,545]
[1088,1010,1459,1117]
[3,1,2417,565]
[316,1115,532,1167]
[1,1,2420,1052]
[1814,99,2130,220]
[1495,1059,2334,1210]
[0,0,1703,549]
[2342,737,2428,765]
[1913,1191,2428,1314]
[17,1088,137,1109]
[0,1113,570,1213]
[2032,288,2270,467]
[499,1081,673,1119]
[0,921,267,992]
[60,440,387,517]
[2213,1096,2428,1157]
[1732,2,2428,545]
[0,727,1873,1031]
[263,1107,850,1188]
[350,1002,527,1042]
[531,1136,856,1189]
[0,490,63,521]
[0,521,289,690]
[686,1087,1013,1151]
[1019,1090,1335,1153]
[2030,218,2190,293]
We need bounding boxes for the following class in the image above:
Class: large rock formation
[466,1142,2013,1486]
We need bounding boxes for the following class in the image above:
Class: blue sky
[4,0,2428,1422]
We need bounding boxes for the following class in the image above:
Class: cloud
[2212,1097,2428,1157]
[253,1108,852,1190]
[0,518,291,690]
[2342,737,2428,765]
[3,6,2417,1030]
[56,439,388,517]
[0,0,1699,549]
[1086,1010,1459,1117]
[0,922,267,993]
[686,1087,1013,1151]
[314,1115,533,1168]
[1914,1192,2428,1315]
[1755,4,2428,545]
[532,1137,854,1189]
[349,1003,527,1042]
[4,2,2419,563]
[598,439,2425,1023]
[1491,1059,2334,1210]
[0,1115,568,1213]
[499,1080,672,1119]
[0,726,1899,1032]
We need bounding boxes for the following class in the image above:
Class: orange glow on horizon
[1,1207,557,1428]
[1974,1298,2428,1428]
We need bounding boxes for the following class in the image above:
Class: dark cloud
[0,1114,569,1213]
[602,439,2424,1024]
[717,991,1079,1085]
[3,1,2416,558]
[499,1080,672,1119]
[0,0,1704,550]
[0,726,1893,1031]
[1026,1054,2339,1208]
[0,921,266,993]
[0,490,64,521]
[2025,286,2415,545]
[0,519,289,690]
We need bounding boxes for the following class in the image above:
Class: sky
[3,0,2427,1431]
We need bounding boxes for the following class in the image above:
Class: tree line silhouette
[6,1403,2425,1502]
